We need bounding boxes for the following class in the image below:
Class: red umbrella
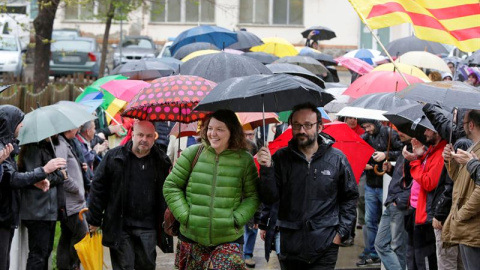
[343,71,424,99]
[122,75,217,123]
[264,122,374,183]
[236,112,279,129]
[335,56,373,75]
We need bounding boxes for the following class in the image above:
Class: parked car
[52,28,81,40]
[158,41,173,58]
[0,34,24,77]
[112,36,158,67]
[49,37,107,78]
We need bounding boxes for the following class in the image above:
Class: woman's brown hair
[200,109,248,151]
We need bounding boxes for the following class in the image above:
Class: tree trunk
[99,1,115,78]
[33,0,60,93]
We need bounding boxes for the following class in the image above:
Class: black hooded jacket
[0,105,48,229]
[360,120,403,188]
[259,133,358,263]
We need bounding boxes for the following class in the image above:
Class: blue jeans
[364,185,383,255]
[244,225,258,257]
[374,203,407,270]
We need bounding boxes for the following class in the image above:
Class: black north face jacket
[259,133,358,263]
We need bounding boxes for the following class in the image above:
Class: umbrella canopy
[343,71,425,99]
[343,49,381,65]
[172,42,219,60]
[18,103,96,145]
[266,63,325,88]
[242,52,280,64]
[195,74,333,113]
[250,37,298,58]
[277,107,331,123]
[181,49,219,62]
[169,25,237,55]
[398,81,480,110]
[396,51,450,72]
[467,50,480,66]
[372,63,430,82]
[180,52,272,83]
[169,121,200,138]
[123,75,217,122]
[0,85,10,94]
[100,80,150,102]
[111,59,176,80]
[301,26,336,41]
[236,112,279,129]
[335,56,373,75]
[267,123,373,183]
[274,56,328,75]
[324,86,351,113]
[298,47,336,65]
[337,106,388,121]
[384,103,451,143]
[154,57,183,71]
[70,99,104,114]
[349,92,416,110]
[227,30,263,51]
[386,36,448,57]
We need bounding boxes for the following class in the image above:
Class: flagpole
[349,1,411,86]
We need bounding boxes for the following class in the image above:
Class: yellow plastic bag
[74,231,104,270]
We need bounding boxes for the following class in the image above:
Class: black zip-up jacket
[384,143,412,210]
[86,141,174,253]
[259,133,358,263]
[360,121,403,188]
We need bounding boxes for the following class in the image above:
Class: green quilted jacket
[163,143,260,246]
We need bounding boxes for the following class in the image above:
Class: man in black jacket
[257,103,358,270]
[87,121,172,270]
[358,119,402,266]
[0,105,65,270]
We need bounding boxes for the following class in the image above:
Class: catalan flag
[348,0,480,52]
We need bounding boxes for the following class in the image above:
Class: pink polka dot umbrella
[122,75,217,123]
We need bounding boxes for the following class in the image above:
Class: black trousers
[0,227,14,270]
[279,243,340,270]
[57,214,88,270]
[109,227,157,270]
[23,220,56,270]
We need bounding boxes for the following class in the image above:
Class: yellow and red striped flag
[348,0,480,52]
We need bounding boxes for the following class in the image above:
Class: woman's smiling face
[207,117,231,154]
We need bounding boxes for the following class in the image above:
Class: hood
[357,118,382,135]
[0,105,24,145]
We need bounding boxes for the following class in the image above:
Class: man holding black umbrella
[257,103,358,269]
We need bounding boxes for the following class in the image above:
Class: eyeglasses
[292,122,318,130]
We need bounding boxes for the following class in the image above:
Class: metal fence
[0,74,96,112]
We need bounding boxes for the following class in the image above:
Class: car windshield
[52,40,92,52]
[53,30,79,40]
[122,38,154,49]
[0,37,18,51]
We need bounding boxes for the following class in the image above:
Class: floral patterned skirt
[174,240,246,270]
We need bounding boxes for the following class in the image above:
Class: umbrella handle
[373,163,386,176]
[78,208,89,221]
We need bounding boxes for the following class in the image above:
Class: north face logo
[320,170,331,176]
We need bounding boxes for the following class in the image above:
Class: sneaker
[245,257,255,268]
[339,237,354,247]
[356,255,381,267]
[358,252,366,259]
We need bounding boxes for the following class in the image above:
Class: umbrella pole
[49,136,57,158]
[448,108,457,170]
[262,95,266,147]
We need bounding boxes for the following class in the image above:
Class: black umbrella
[181,52,272,83]
[274,56,328,75]
[301,26,336,41]
[384,103,451,144]
[467,50,480,66]
[298,47,337,65]
[172,42,219,60]
[227,30,263,51]
[112,58,176,80]
[398,81,480,110]
[195,74,333,145]
[350,92,416,111]
[386,36,448,57]
[266,63,325,88]
[242,52,280,64]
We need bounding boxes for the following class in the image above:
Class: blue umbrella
[169,25,237,55]
[344,49,380,65]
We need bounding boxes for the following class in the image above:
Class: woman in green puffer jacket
[164,109,260,270]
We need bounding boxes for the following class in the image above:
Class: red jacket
[410,140,446,224]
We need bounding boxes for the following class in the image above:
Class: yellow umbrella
[250,37,298,58]
[396,51,450,72]
[182,49,219,62]
[105,98,127,124]
[372,63,431,82]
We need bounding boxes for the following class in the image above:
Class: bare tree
[98,1,115,78]
[33,0,60,92]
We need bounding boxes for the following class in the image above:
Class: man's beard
[295,133,317,147]
[425,134,438,146]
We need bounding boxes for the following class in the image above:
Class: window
[151,0,215,23]
[64,1,108,21]
[239,0,303,25]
